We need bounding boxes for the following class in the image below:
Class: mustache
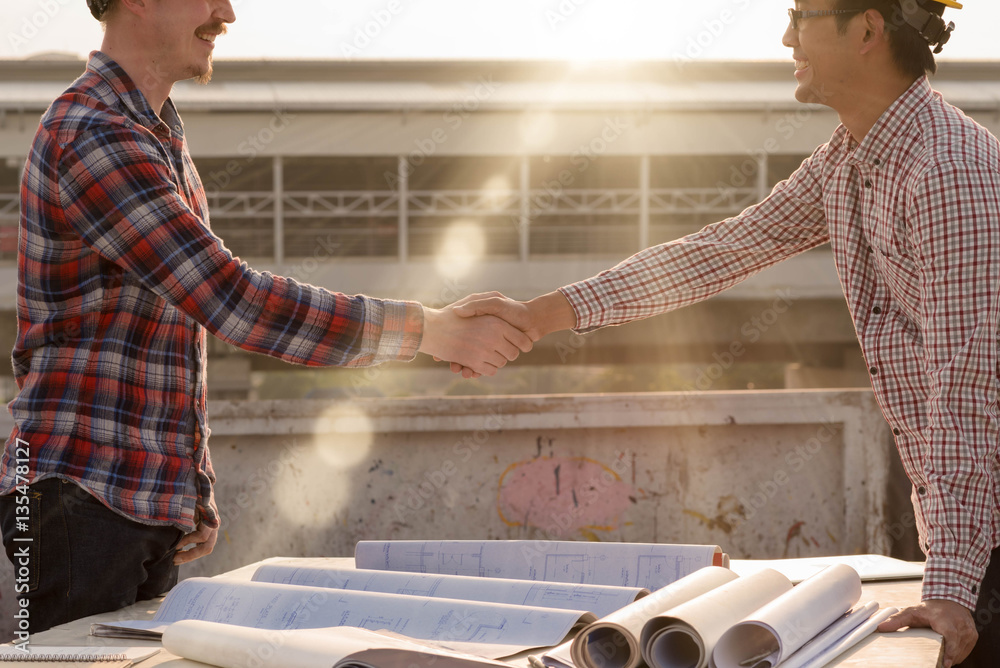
[196,22,228,36]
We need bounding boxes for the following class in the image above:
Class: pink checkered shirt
[561,77,1000,610]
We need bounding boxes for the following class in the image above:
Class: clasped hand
[418,293,535,378]
[420,291,574,377]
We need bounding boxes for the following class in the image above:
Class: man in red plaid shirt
[457,2,999,666]
[0,0,531,632]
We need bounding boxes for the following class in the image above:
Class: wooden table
[833,580,942,667]
[20,558,943,668]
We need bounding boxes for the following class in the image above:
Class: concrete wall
[0,389,912,636]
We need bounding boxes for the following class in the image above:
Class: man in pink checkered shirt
[458,2,999,666]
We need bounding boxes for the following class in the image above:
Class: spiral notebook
[0,646,159,667]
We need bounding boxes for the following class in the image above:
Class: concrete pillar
[639,155,651,250]
[398,156,409,264]
[519,155,530,262]
[756,152,769,201]
[272,156,284,265]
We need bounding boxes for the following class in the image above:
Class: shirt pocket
[865,197,919,288]
[891,308,923,347]
[865,194,905,258]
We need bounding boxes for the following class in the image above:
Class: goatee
[195,59,213,86]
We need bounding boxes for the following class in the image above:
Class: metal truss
[406,190,521,218]
[0,187,758,222]
[284,191,401,218]
[204,187,757,219]
[0,187,760,261]
[205,192,275,217]
[0,193,16,218]
[648,188,760,215]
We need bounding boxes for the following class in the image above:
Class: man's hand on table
[878,599,977,667]
[173,522,219,565]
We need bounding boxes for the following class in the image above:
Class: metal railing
[0,186,759,262]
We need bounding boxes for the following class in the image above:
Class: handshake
[416,290,578,378]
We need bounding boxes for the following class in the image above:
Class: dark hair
[89,0,118,25]
[834,0,938,78]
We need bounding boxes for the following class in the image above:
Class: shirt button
[893,428,901,436]
[972,584,979,595]
[872,306,882,314]
[867,246,874,253]
[873,159,881,166]
[869,366,879,375]
[864,180,873,188]
[918,486,927,495]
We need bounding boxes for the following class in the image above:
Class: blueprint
[252,563,647,619]
[163,621,518,668]
[545,566,739,668]
[354,541,725,591]
[141,578,595,658]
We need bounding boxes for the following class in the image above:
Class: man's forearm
[525,290,578,338]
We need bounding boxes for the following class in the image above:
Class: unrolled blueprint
[105,578,596,658]
[252,563,647,618]
[354,540,726,591]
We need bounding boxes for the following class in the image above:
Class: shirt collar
[845,77,933,166]
[85,50,182,137]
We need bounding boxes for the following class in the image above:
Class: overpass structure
[1,57,998,397]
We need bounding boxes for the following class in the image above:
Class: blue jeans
[0,477,183,633]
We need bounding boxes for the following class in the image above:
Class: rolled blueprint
[355,540,726,591]
[776,601,879,668]
[145,578,596,659]
[164,620,362,668]
[711,564,863,668]
[162,620,514,668]
[783,605,899,668]
[639,569,792,668]
[544,566,738,668]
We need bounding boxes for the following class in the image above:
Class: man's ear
[858,8,888,55]
[115,0,149,18]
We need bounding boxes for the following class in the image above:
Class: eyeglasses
[787,8,865,30]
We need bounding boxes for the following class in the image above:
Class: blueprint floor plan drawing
[355,540,728,590]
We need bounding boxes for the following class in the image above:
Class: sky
[3,0,997,62]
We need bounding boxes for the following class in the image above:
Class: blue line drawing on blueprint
[392,575,442,598]
[541,553,606,584]
[433,610,509,642]
[251,562,643,618]
[638,554,708,590]
[522,584,624,610]
[402,544,489,577]
[355,612,409,635]
[539,551,712,589]
[355,540,719,591]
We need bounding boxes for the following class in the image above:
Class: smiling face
[143,0,236,85]
[782,2,861,107]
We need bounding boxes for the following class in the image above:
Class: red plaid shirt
[2,52,422,532]
[562,77,1000,610]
